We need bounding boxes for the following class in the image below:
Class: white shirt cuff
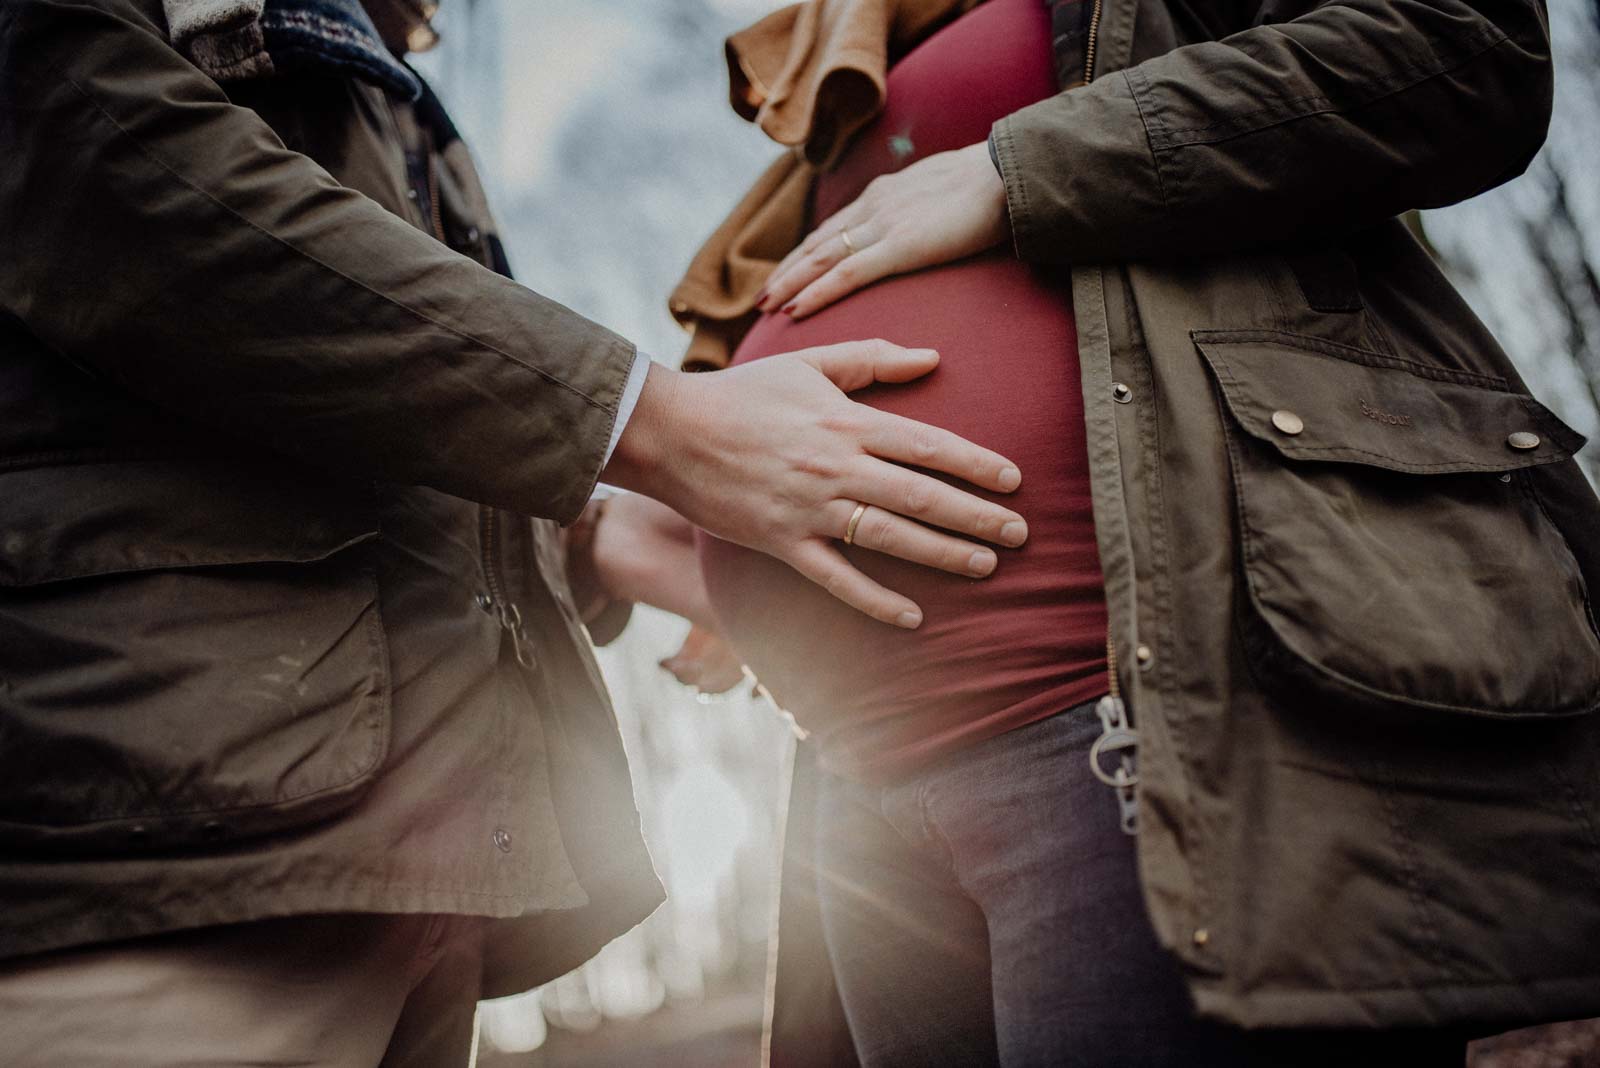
[602,349,653,466]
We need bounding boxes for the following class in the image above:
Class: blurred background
[411,0,1600,1063]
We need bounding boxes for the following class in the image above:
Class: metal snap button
[1270,410,1304,436]
[475,592,494,613]
[1507,431,1540,450]
[1135,644,1153,667]
[1111,382,1133,404]
[465,226,481,244]
[492,827,513,853]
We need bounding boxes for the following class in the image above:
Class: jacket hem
[1191,974,1600,1034]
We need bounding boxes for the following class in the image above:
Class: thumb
[798,340,940,393]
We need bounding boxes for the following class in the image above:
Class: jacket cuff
[990,71,1168,264]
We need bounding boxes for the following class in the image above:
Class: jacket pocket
[1194,331,1600,720]
[0,459,390,852]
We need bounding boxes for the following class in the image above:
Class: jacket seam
[60,75,618,418]
[995,119,1035,260]
[1124,66,1173,216]
[1372,756,1463,985]
[0,446,194,473]
[3,533,381,587]
[1193,329,1510,388]
[1145,23,1509,150]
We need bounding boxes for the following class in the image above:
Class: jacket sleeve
[990,0,1552,263]
[0,0,635,523]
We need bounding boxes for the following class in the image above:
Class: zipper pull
[1091,694,1139,835]
[497,601,536,669]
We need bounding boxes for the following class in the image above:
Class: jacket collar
[165,0,422,99]
[259,0,421,100]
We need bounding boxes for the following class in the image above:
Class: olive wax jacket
[761,0,1600,1059]
[0,0,664,993]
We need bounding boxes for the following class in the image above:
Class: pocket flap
[1193,333,1586,474]
[0,459,379,586]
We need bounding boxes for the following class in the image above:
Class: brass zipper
[426,153,447,248]
[1084,0,1105,84]
[422,146,535,669]
[1105,630,1120,701]
[480,507,534,667]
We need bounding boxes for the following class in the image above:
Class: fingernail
[896,610,923,629]
[780,302,798,317]
[755,287,769,307]
[997,466,1021,491]
[1001,520,1028,546]
[969,549,996,576]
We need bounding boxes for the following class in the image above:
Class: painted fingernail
[780,302,798,317]
[896,610,923,629]
[755,287,769,307]
[969,549,997,576]
[998,466,1021,491]
[1001,520,1028,546]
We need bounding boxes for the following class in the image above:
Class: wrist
[962,141,1010,244]
[601,361,684,498]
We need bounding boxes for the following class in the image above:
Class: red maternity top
[697,0,1109,783]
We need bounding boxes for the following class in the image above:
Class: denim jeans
[813,702,1467,1068]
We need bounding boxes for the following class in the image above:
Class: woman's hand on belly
[758,142,1009,320]
[601,342,1027,630]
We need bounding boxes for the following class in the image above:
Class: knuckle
[909,428,940,463]
[901,482,934,516]
[984,508,1011,539]
[833,260,859,287]
[822,570,851,601]
[863,514,897,551]
[792,448,838,480]
[818,410,865,438]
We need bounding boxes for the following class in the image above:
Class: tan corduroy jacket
[668,0,977,369]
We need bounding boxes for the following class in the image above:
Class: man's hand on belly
[601,342,1028,629]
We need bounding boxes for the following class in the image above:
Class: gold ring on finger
[840,227,859,257]
[843,502,869,545]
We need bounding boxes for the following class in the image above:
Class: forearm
[992,0,1551,263]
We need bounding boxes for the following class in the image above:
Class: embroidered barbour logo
[1359,399,1414,428]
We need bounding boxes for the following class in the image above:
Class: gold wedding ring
[843,502,869,545]
[840,227,859,256]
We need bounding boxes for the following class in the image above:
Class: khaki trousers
[0,913,486,1068]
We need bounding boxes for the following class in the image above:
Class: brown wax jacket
[676,0,1600,1061]
[0,0,662,993]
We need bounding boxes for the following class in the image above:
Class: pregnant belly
[696,254,1109,782]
